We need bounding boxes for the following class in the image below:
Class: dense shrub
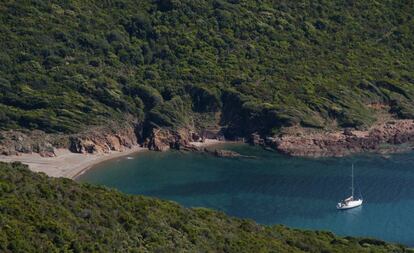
[0,0,414,135]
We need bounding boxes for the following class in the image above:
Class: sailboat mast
[351,164,354,197]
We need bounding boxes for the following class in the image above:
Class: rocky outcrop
[212,149,242,158]
[203,148,256,158]
[0,122,225,157]
[0,122,141,156]
[3,118,414,159]
[145,128,200,151]
[145,128,175,151]
[270,120,414,157]
[0,130,57,156]
[69,126,138,154]
[249,133,264,146]
[201,128,224,140]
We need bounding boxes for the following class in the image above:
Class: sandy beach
[0,139,239,180]
[0,146,146,179]
[190,139,244,148]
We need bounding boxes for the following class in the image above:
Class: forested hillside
[1,0,414,137]
[0,162,409,252]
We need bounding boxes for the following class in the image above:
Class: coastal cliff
[0,123,140,157]
[145,128,195,151]
[3,119,414,159]
[69,126,138,154]
[0,130,60,157]
[123,118,414,158]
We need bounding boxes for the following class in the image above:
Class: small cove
[78,144,414,245]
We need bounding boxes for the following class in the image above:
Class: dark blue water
[78,144,414,245]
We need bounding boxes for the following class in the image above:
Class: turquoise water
[78,144,414,245]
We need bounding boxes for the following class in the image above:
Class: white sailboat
[337,164,363,210]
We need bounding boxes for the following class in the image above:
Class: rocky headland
[258,119,414,157]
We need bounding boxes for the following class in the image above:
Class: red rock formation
[3,118,414,158]
[69,126,138,154]
[146,128,197,152]
[271,120,414,157]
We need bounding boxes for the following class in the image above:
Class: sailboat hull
[336,199,363,210]
[337,164,363,210]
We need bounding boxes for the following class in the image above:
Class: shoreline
[0,146,147,179]
[3,125,413,180]
[0,139,235,180]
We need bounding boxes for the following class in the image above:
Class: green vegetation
[1,0,414,136]
[0,162,410,252]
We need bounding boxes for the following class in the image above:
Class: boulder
[214,149,241,158]
[250,133,264,146]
